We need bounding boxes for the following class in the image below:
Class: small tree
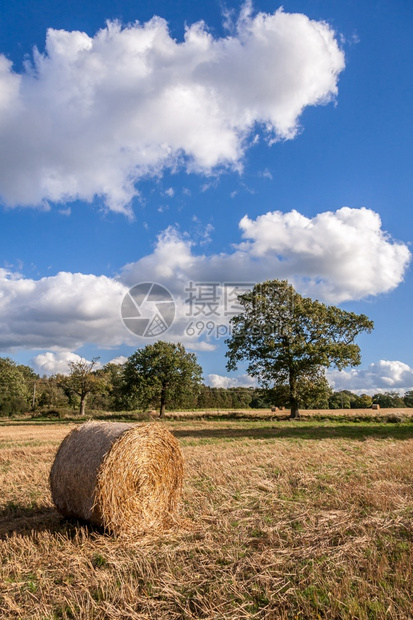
[372,391,405,408]
[37,376,70,409]
[0,357,33,416]
[352,394,373,409]
[123,342,203,417]
[59,357,105,416]
[98,362,128,411]
[404,391,413,408]
[226,280,374,418]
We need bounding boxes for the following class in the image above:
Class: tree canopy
[226,280,374,418]
[123,341,203,416]
[0,357,35,416]
[372,391,406,409]
[58,357,106,416]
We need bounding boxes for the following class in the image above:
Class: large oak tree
[226,280,374,418]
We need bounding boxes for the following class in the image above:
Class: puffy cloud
[238,207,411,301]
[107,355,128,366]
[0,7,344,213]
[0,206,409,352]
[122,207,411,303]
[0,269,128,351]
[0,56,21,118]
[32,351,101,375]
[327,360,413,394]
[186,342,217,352]
[208,373,257,388]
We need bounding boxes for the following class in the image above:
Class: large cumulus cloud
[0,269,127,350]
[0,7,344,213]
[327,360,413,394]
[237,207,411,302]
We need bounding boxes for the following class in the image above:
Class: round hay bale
[50,421,184,536]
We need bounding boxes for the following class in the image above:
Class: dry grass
[167,408,413,422]
[0,419,412,619]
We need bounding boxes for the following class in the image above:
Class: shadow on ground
[0,505,102,540]
[173,423,413,442]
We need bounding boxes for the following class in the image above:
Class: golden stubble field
[0,418,412,619]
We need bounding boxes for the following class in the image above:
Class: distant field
[165,408,413,420]
[2,407,412,426]
[0,418,412,619]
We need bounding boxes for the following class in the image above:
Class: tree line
[0,352,411,418]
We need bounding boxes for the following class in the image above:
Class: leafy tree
[228,387,254,409]
[294,371,332,409]
[36,376,70,409]
[329,391,352,409]
[372,391,405,408]
[16,364,39,408]
[58,358,106,416]
[328,390,365,409]
[0,357,35,416]
[403,391,413,408]
[352,393,373,409]
[265,369,331,410]
[196,386,215,409]
[123,342,203,417]
[226,280,374,418]
[194,386,254,410]
[250,389,273,409]
[89,362,128,411]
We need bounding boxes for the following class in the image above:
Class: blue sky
[0,0,412,393]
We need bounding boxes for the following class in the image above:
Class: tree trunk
[80,394,87,416]
[32,381,36,410]
[159,388,166,418]
[289,373,300,419]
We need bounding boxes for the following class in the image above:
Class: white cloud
[259,169,273,180]
[327,360,413,394]
[0,206,409,352]
[0,269,128,351]
[0,7,344,213]
[0,56,21,118]
[238,207,411,301]
[186,342,217,352]
[107,355,128,365]
[208,373,257,388]
[32,351,101,375]
[122,207,411,303]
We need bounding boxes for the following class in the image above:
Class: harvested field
[166,408,413,421]
[0,418,412,619]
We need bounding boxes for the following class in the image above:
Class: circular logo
[121,282,175,337]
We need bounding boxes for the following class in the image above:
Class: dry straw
[50,421,184,536]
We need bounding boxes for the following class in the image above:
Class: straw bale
[50,421,184,535]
